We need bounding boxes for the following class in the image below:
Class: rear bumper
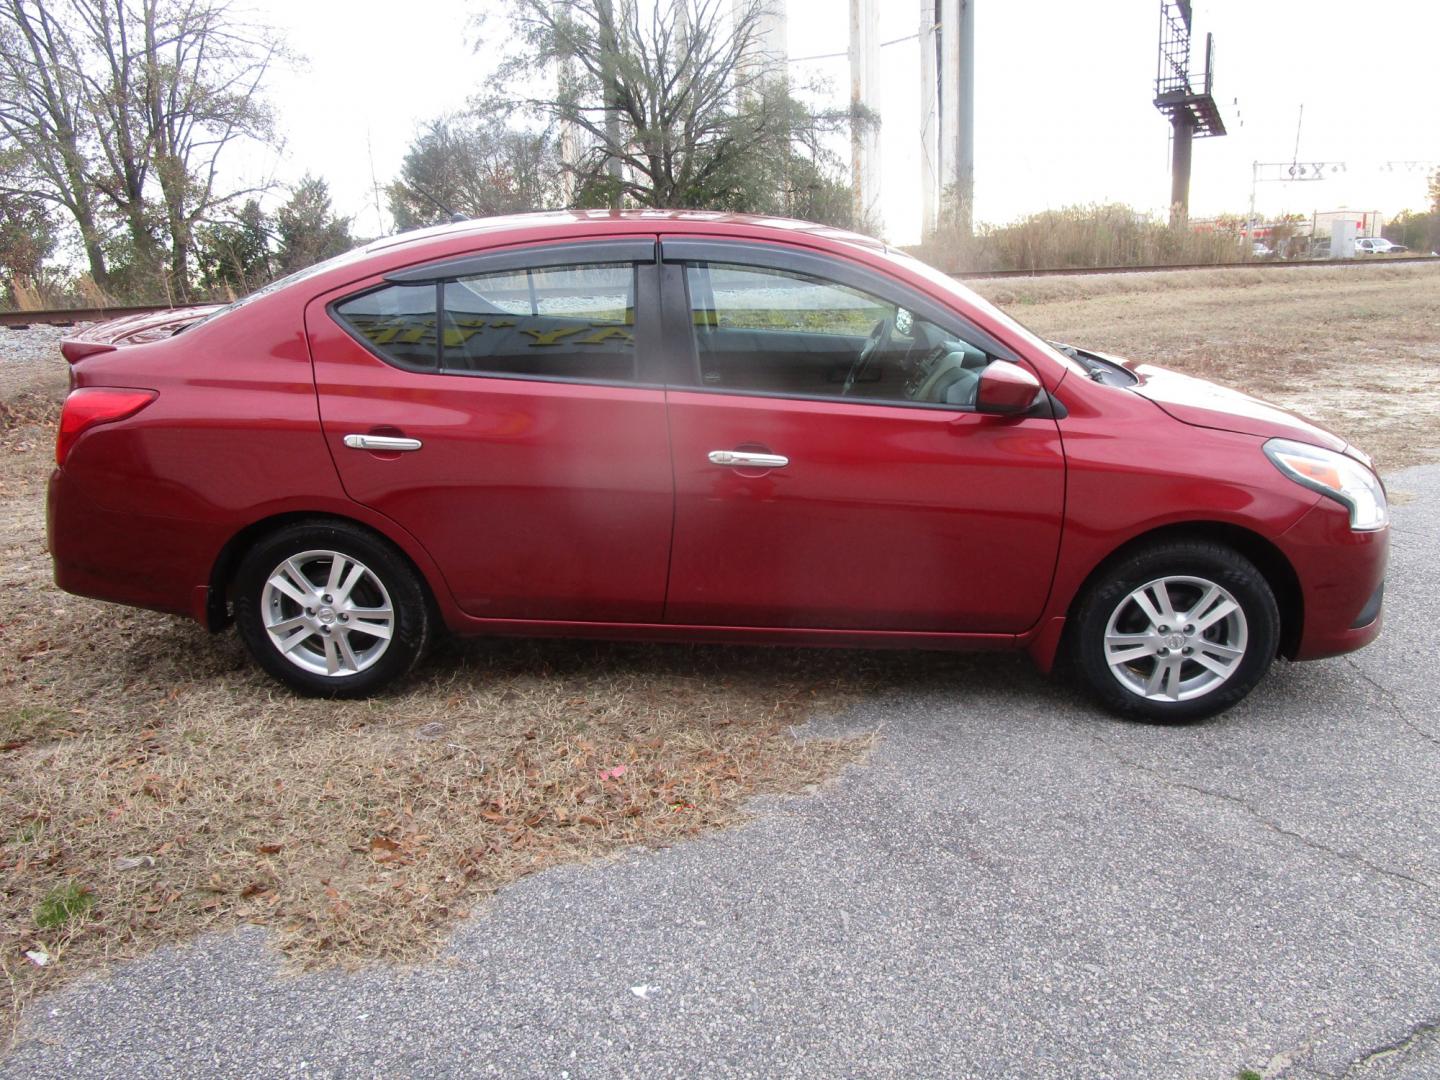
[1276,499,1389,660]
[47,467,219,622]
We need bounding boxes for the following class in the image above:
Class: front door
[660,247,1065,633]
[309,242,674,623]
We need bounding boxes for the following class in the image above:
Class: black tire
[233,520,433,698]
[1070,540,1280,723]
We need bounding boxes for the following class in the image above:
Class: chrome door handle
[708,450,789,469]
[343,434,423,452]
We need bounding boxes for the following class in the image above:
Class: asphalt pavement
[7,462,1440,1080]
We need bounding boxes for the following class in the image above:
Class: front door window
[684,261,1003,410]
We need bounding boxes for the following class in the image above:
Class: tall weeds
[914,203,1249,273]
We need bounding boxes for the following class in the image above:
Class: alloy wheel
[1102,575,1249,702]
[260,549,395,677]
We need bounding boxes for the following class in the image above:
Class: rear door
[308,238,674,622]
[658,239,1066,633]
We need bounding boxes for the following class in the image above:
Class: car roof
[182,209,901,338]
[363,209,890,258]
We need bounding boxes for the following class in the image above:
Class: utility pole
[939,0,959,223]
[1169,112,1194,223]
[596,0,624,209]
[936,0,973,236]
[919,0,938,237]
[955,0,974,235]
[850,0,880,232]
[556,10,579,207]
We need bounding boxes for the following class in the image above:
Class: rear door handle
[708,450,789,469]
[344,434,423,452]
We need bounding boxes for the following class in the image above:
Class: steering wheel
[842,318,893,397]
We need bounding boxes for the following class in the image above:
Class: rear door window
[441,263,635,382]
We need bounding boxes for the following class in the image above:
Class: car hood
[60,305,221,358]
[1078,346,1347,453]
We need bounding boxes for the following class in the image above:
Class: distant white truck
[1355,237,1407,255]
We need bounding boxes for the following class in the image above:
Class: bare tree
[488,0,852,217]
[74,0,281,297]
[0,0,111,285]
[0,0,282,299]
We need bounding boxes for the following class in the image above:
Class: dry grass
[2,260,1438,1039]
[5,280,44,313]
[0,359,887,1039]
[971,261,1440,471]
[0,424,889,1036]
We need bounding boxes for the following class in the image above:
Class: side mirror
[974,362,1043,415]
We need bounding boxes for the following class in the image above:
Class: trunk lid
[60,305,221,363]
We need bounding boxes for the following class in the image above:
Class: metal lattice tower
[1153,1,1225,224]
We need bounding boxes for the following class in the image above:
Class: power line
[789,32,920,64]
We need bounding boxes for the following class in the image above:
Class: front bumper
[1276,498,1389,660]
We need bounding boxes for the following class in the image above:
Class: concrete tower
[849,0,880,232]
[735,0,788,92]
[918,0,973,238]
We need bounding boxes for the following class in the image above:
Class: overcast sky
[238,0,1439,246]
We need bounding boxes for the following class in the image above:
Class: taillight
[56,388,157,466]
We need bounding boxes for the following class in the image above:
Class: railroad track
[0,303,206,329]
[4,254,1437,328]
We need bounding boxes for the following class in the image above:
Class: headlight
[1264,438,1388,531]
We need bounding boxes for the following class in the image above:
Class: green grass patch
[0,704,69,743]
[35,882,95,930]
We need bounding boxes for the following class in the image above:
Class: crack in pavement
[1330,1015,1440,1078]
[1086,731,1438,899]
[1344,657,1440,750]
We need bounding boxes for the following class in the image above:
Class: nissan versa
[47,211,1389,721]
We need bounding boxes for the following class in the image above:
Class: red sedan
[48,212,1388,721]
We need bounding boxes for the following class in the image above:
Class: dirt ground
[2,260,1437,1037]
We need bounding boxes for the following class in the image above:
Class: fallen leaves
[0,375,880,1039]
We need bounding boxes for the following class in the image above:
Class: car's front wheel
[1071,541,1280,722]
[233,521,433,697]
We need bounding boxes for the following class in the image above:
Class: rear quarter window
[332,284,439,370]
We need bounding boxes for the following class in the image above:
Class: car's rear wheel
[234,521,432,697]
[1071,541,1280,722]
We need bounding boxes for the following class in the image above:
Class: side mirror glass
[974,362,1043,415]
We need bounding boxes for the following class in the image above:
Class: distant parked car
[1355,238,1406,255]
[48,211,1389,722]
[1250,241,1275,259]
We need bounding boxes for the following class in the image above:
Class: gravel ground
[0,326,69,402]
